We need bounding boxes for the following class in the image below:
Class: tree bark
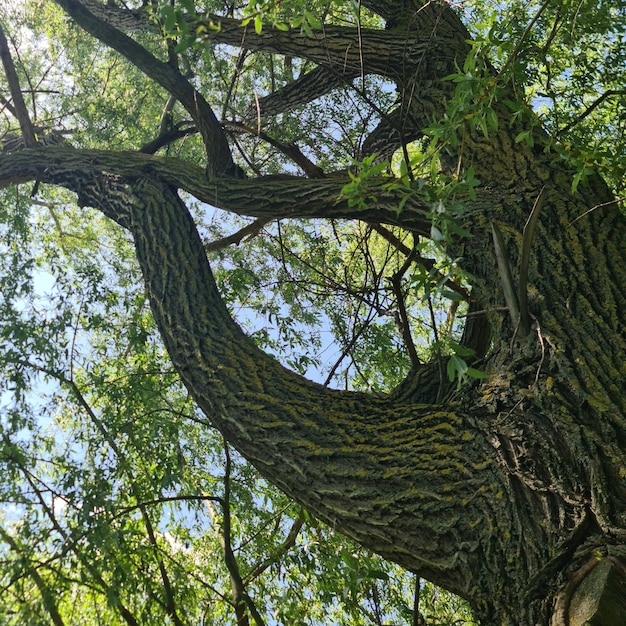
[6,143,624,622]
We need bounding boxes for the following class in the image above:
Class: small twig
[139,121,197,154]
[370,224,469,299]
[559,89,626,135]
[224,119,325,177]
[220,441,266,626]
[323,313,374,387]
[243,511,305,584]
[567,196,625,228]
[114,494,225,519]
[0,91,17,116]
[458,306,509,317]
[205,218,271,252]
[518,186,547,336]
[533,315,546,386]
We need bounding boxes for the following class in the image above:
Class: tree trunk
[2,144,625,626]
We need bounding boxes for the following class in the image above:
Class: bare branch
[205,217,271,252]
[53,0,236,176]
[0,22,35,145]
[559,89,626,136]
[243,511,306,585]
[225,120,325,177]
[139,120,197,154]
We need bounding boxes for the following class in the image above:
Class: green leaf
[304,11,322,30]
[254,14,263,35]
[467,367,489,379]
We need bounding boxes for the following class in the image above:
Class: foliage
[0,0,623,623]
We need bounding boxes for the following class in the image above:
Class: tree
[0,0,625,623]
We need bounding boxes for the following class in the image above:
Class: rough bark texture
[2,0,625,623]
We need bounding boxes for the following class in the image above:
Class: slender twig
[243,511,305,584]
[220,441,266,626]
[323,310,376,387]
[567,196,625,228]
[224,120,325,177]
[518,186,546,335]
[559,89,626,135]
[370,224,469,299]
[205,217,271,251]
[115,494,225,519]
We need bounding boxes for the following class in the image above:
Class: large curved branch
[0,139,513,601]
[245,65,359,120]
[0,146,437,232]
[68,2,405,76]
[123,175,506,601]
[53,0,236,176]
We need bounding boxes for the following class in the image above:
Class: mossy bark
[122,167,625,624]
[1,140,624,624]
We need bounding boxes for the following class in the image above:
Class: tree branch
[0,146,436,233]
[244,65,358,120]
[220,443,256,625]
[121,175,505,598]
[0,22,35,145]
[196,15,438,79]
[558,89,626,136]
[53,0,236,176]
[224,120,325,177]
[390,250,422,367]
[205,217,271,252]
[243,511,305,585]
[75,0,148,31]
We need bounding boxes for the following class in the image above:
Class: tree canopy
[0,1,625,624]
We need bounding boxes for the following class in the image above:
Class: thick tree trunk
[2,146,625,625]
[128,177,626,625]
